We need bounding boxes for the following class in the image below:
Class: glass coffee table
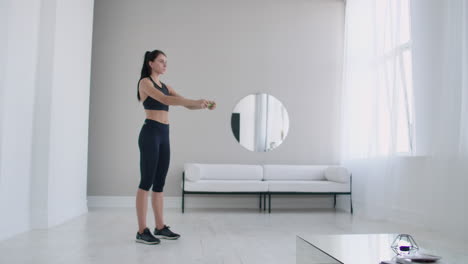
[296,234,466,264]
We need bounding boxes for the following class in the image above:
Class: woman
[136,50,216,244]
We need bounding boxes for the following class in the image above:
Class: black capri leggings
[138,119,170,192]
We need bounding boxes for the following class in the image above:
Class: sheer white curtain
[254,93,268,152]
[341,0,414,159]
[341,0,468,237]
[437,0,468,159]
[425,0,468,236]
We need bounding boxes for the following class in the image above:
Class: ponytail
[137,50,166,101]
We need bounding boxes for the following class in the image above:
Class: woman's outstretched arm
[166,83,216,110]
[139,78,208,109]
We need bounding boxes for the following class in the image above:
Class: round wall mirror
[231,93,289,152]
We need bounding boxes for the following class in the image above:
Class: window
[377,0,415,154]
[341,0,415,158]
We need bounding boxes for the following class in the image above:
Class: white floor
[0,208,467,264]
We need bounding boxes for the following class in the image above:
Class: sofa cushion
[184,163,263,182]
[184,180,268,192]
[324,166,350,183]
[184,163,202,181]
[263,165,328,181]
[267,180,350,193]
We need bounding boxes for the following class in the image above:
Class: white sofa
[182,163,353,213]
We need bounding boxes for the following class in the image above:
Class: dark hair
[137,50,166,101]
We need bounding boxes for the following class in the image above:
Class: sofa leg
[350,194,353,214]
[268,194,271,213]
[333,194,337,208]
[182,192,185,213]
[263,194,266,211]
[259,194,262,210]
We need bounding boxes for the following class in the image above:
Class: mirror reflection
[231,93,289,152]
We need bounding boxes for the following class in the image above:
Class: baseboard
[87,195,335,209]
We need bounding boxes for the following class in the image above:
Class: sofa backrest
[184,163,263,182]
[184,163,351,183]
[263,165,328,181]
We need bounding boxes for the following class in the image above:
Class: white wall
[30,0,56,229]
[88,0,345,196]
[0,0,94,240]
[46,0,94,227]
[0,0,41,241]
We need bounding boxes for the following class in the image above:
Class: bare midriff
[145,109,169,124]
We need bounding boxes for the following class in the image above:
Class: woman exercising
[135,50,216,244]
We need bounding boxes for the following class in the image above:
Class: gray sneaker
[154,225,180,240]
[136,228,161,244]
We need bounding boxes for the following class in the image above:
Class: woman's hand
[207,101,216,110]
[194,99,209,109]
[192,99,216,110]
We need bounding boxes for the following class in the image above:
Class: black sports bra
[142,77,169,111]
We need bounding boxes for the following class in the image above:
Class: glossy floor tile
[0,208,466,264]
